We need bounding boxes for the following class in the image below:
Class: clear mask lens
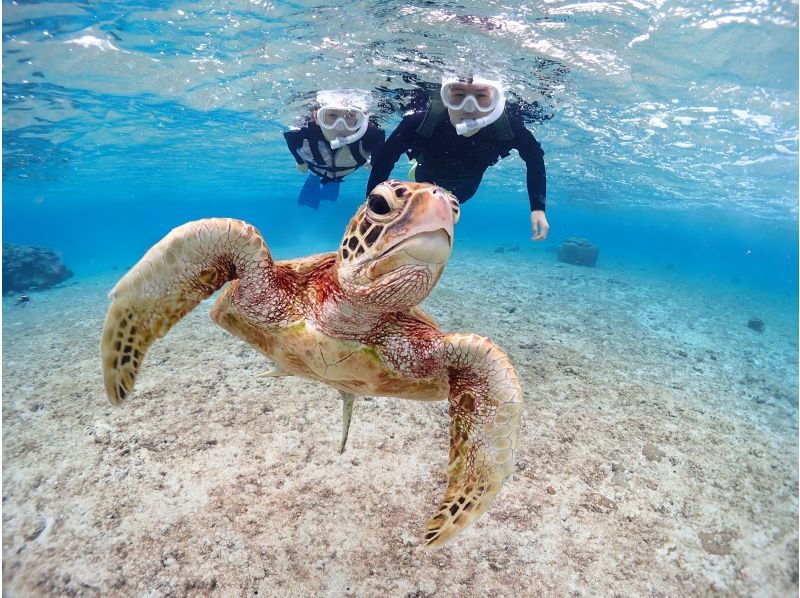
[318,107,365,131]
[442,83,498,113]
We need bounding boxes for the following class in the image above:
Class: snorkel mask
[440,76,506,135]
[315,89,372,149]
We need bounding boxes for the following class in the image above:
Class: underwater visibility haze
[2,1,798,596]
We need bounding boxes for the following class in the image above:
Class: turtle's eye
[367,193,392,217]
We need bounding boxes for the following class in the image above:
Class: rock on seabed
[2,242,73,294]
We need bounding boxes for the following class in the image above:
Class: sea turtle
[101,180,523,547]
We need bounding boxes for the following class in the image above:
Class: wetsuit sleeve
[283,127,308,165]
[363,125,386,154]
[511,119,547,212]
[367,113,424,194]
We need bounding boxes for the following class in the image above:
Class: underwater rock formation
[2,243,73,294]
[557,237,599,267]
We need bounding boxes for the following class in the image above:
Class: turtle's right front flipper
[101,218,276,405]
[423,333,523,547]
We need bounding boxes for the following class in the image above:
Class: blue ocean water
[3,2,798,310]
[3,1,798,295]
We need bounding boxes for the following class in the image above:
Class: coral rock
[2,243,73,294]
[557,237,599,267]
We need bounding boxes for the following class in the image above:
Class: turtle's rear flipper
[423,333,523,547]
[101,219,275,405]
[339,392,356,453]
[258,364,287,378]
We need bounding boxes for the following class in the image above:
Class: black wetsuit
[284,120,385,184]
[367,110,546,210]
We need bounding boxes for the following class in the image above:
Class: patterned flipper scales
[423,334,523,547]
[100,218,276,405]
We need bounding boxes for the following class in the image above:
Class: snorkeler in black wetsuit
[284,89,385,209]
[367,76,549,240]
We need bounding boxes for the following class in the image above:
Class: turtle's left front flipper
[101,218,276,406]
[423,333,523,547]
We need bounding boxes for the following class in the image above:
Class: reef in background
[2,242,73,294]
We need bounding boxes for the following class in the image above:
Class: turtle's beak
[367,229,451,280]
[400,229,451,263]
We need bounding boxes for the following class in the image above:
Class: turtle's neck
[306,263,388,339]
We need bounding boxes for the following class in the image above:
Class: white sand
[3,247,797,596]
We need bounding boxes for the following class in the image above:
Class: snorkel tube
[454,96,505,135]
[329,117,369,149]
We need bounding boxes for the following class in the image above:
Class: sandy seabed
[2,246,798,597]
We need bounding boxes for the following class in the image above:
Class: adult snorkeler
[367,75,549,240]
[285,89,385,209]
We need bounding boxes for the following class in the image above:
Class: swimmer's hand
[531,210,549,241]
[296,163,308,174]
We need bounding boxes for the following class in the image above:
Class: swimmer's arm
[363,125,386,154]
[511,120,549,240]
[366,114,423,194]
[283,128,308,165]
[359,126,386,170]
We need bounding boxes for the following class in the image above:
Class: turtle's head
[336,180,460,310]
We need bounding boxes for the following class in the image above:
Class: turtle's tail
[101,218,274,405]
